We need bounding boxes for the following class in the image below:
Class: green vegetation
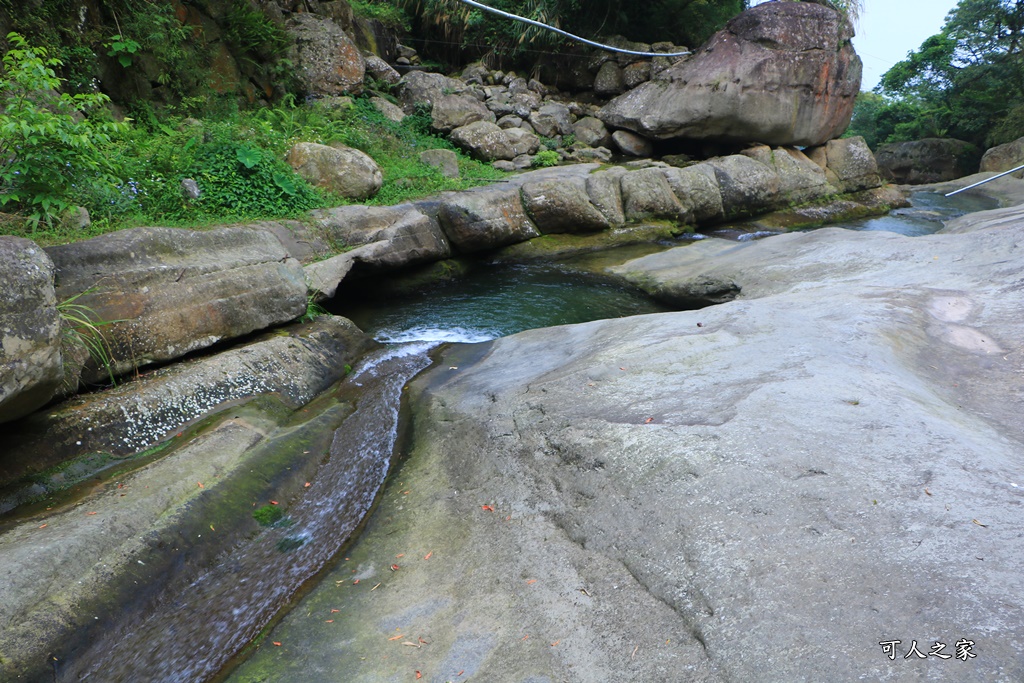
[400,0,745,69]
[848,0,1024,150]
[252,504,284,526]
[56,288,120,387]
[0,35,506,245]
[533,150,560,167]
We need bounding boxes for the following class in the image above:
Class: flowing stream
[62,344,436,682]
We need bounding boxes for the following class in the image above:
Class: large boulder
[705,153,781,218]
[875,138,981,184]
[599,1,861,147]
[437,187,540,252]
[45,227,308,385]
[396,71,466,114]
[449,121,518,162]
[430,93,495,133]
[980,137,1024,176]
[520,176,610,233]
[286,142,382,200]
[0,237,62,423]
[806,136,881,193]
[286,14,365,96]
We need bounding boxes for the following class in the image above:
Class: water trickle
[62,344,435,683]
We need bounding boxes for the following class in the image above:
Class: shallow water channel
[50,190,994,682]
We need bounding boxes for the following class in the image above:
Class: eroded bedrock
[231,210,1024,681]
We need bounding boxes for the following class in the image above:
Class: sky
[749,0,961,91]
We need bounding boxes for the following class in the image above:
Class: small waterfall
[62,344,436,683]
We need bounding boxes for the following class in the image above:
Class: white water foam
[374,326,498,345]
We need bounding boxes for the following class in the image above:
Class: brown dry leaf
[423,551,433,560]
[388,634,405,641]
[973,519,989,527]
[925,488,933,496]
[526,579,537,585]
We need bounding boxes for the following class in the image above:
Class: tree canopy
[849,0,1024,149]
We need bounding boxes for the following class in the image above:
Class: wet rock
[599,2,860,146]
[286,141,382,199]
[274,220,1024,683]
[437,187,540,252]
[586,166,628,227]
[286,13,365,95]
[0,237,62,423]
[420,148,460,178]
[449,121,518,161]
[44,227,307,385]
[875,138,981,185]
[520,176,610,234]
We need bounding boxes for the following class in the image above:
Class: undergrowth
[1,37,507,246]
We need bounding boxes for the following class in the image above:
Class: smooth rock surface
[286,142,383,200]
[240,219,1024,682]
[599,2,860,146]
[449,121,518,161]
[875,138,981,185]
[0,237,62,423]
[45,227,307,384]
[980,136,1024,177]
[437,186,541,252]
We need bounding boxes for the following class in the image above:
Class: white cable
[455,0,692,57]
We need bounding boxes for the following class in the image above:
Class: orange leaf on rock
[481,505,494,512]
[423,551,433,560]
[272,641,282,647]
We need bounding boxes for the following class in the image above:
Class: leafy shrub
[533,150,560,167]
[0,33,127,227]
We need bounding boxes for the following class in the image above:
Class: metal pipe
[944,163,1024,196]
[455,0,692,58]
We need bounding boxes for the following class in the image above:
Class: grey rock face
[449,121,518,161]
[593,61,625,96]
[291,220,1024,683]
[808,136,882,192]
[529,103,574,138]
[620,167,688,222]
[45,227,308,384]
[286,13,365,95]
[430,93,495,133]
[0,237,62,423]
[369,96,406,123]
[520,177,610,234]
[599,2,861,146]
[420,148,460,178]
[875,137,981,185]
[437,187,540,252]
[706,154,781,218]
[397,71,465,114]
[286,142,382,199]
[611,129,653,157]
[980,136,1024,176]
[573,116,613,149]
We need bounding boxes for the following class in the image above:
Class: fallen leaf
[304,482,311,488]
[353,579,360,584]
[696,322,704,327]
[390,564,400,571]
[631,645,639,659]
[371,582,382,591]
[458,671,464,676]
[522,635,529,640]
[973,519,989,527]
[38,524,47,529]
[388,634,405,641]
[415,671,422,679]
[423,551,433,560]
[197,482,204,489]
[402,490,410,495]
[402,641,420,648]
[396,553,405,558]
[925,488,932,496]
[270,500,279,505]
[644,417,653,424]
[331,609,340,613]
[272,641,282,647]
[325,619,334,623]
[210,525,215,531]
[551,640,560,647]
[419,637,428,645]
[526,579,537,585]
[481,505,494,512]
[619,367,626,371]
[86,511,98,516]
